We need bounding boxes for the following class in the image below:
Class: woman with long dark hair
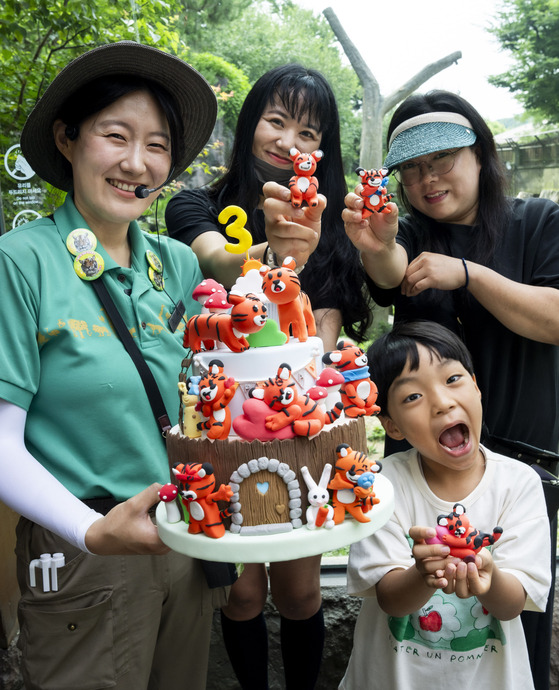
[166,63,372,689]
[166,63,371,350]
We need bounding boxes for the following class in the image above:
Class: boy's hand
[439,548,494,598]
[409,526,457,590]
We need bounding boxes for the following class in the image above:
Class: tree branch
[323,6,378,90]
[382,51,462,115]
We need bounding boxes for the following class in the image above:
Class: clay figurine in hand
[356,167,394,217]
[426,503,503,562]
[301,463,335,530]
[289,148,323,208]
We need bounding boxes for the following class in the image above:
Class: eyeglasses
[393,148,464,186]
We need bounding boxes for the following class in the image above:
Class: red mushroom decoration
[158,483,182,523]
[192,279,226,311]
[204,291,231,314]
[316,367,345,410]
[307,385,329,409]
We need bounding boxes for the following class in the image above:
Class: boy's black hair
[367,320,475,417]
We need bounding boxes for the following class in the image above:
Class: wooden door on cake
[242,470,290,527]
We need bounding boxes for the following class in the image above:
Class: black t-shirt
[165,186,337,310]
[369,196,559,451]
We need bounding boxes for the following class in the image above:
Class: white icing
[191,336,331,433]
[156,474,395,563]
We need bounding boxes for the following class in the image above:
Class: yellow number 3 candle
[219,205,253,255]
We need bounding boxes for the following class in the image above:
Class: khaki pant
[15,517,226,690]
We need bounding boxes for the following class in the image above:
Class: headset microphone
[134,168,176,199]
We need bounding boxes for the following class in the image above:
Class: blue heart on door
[257,482,269,495]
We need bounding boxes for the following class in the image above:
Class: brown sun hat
[20,41,217,191]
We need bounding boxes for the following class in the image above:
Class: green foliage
[189,53,251,131]
[488,0,559,122]
[191,0,362,174]
[0,0,187,141]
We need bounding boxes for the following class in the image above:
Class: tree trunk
[323,6,462,167]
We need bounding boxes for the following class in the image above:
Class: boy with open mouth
[339,320,551,690]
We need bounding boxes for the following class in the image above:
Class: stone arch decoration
[228,457,302,535]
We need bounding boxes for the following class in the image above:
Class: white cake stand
[156,474,394,563]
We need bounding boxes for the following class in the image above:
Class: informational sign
[1,140,50,234]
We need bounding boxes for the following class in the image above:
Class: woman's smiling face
[56,89,172,235]
[252,99,322,169]
[402,146,482,226]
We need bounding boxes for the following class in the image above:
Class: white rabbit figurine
[301,464,335,530]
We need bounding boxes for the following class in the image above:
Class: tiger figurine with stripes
[260,257,315,342]
[323,340,381,418]
[197,360,237,440]
[172,461,233,539]
[184,291,267,353]
[250,363,343,437]
[328,444,382,524]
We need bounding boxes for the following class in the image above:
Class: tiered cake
[156,258,394,562]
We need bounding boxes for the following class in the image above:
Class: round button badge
[66,228,97,256]
[73,251,105,281]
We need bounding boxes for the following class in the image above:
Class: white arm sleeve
[0,399,103,552]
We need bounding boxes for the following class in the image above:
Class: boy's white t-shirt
[340,447,551,690]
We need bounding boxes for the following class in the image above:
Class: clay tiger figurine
[184,291,267,353]
[260,258,315,342]
[356,167,394,217]
[328,444,382,524]
[196,360,237,440]
[322,340,380,418]
[250,363,343,437]
[172,461,234,539]
[426,503,503,562]
[289,147,323,208]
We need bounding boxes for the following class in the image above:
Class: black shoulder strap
[91,278,171,437]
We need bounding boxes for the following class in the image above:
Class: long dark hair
[211,64,372,341]
[57,75,183,182]
[387,90,510,263]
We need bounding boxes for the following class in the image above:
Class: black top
[165,185,339,310]
[369,196,559,452]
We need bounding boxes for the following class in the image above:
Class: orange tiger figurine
[197,360,237,440]
[426,503,503,562]
[184,291,267,353]
[260,258,315,342]
[250,363,343,437]
[323,340,381,418]
[289,147,323,208]
[172,462,233,539]
[356,167,394,217]
[328,444,382,524]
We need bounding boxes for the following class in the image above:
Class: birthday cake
[156,257,394,563]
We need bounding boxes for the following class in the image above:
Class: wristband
[461,258,469,289]
[263,244,277,268]
[263,244,306,274]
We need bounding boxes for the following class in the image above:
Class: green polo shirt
[0,196,203,500]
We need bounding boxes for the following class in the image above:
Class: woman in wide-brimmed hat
[343,90,559,690]
[0,41,219,690]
